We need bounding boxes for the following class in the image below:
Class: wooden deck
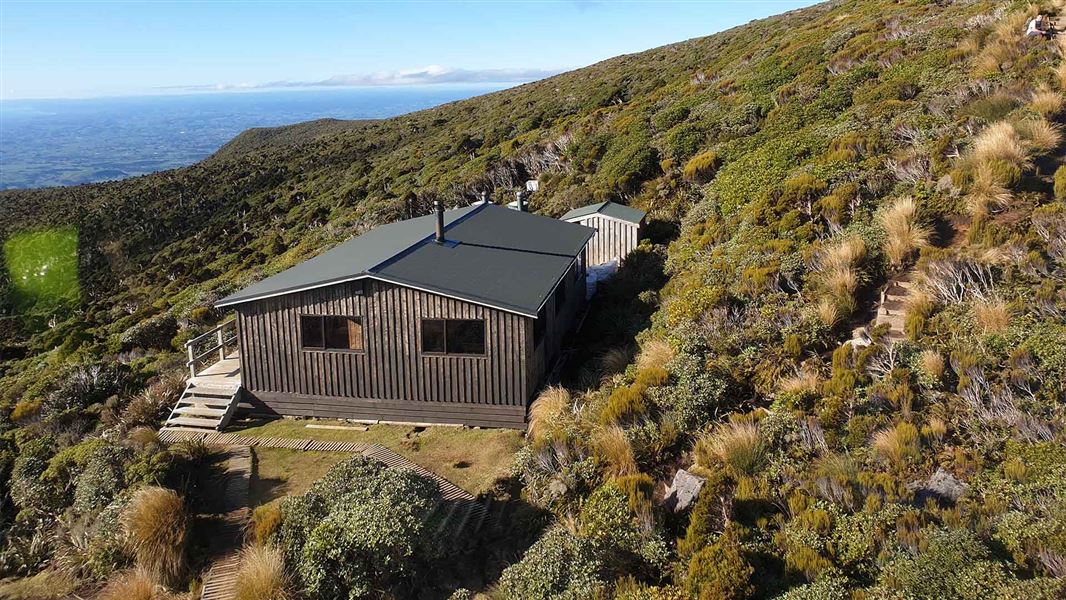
[190,354,242,390]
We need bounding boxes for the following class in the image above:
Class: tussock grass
[235,545,292,600]
[926,416,948,443]
[635,339,675,371]
[98,568,173,600]
[880,197,930,267]
[918,349,945,381]
[966,167,1013,216]
[816,237,864,315]
[1057,61,1066,91]
[1030,89,1064,117]
[1016,118,1063,153]
[871,422,920,466]
[971,121,1031,169]
[592,425,637,477]
[527,386,571,444]
[598,347,632,379]
[816,298,841,328]
[121,487,189,587]
[974,299,1011,333]
[695,422,767,477]
[778,371,821,396]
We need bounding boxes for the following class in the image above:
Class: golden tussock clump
[918,349,945,381]
[234,545,293,600]
[778,371,821,396]
[598,347,632,379]
[592,425,637,477]
[121,487,189,587]
[527,386,571,443]
[1056,61,1066,91]
[635,339,675,372]
[925,416,948,444]
[816,298,841,328]
[1030,88,1064,117]
[880,197,930,267]
[871,422,920,466]
[971,121,1031,169]
[817,237,865,315]
[695,422,767,477]
[974,298,1011,334]
[98,568,174,600]
[966,166,1013,216]
[1016,118,1063,153]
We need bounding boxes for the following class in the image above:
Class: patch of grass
[234,545,292,600]
[234,420,523,495]
[249,448,351,507]
[2,228,80,313]
[0,570,82,600]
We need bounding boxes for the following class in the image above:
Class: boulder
[663,468,705,513]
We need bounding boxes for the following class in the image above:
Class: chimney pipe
[480,190,489,204]
[434,201,445,244]
[515,190,526,212]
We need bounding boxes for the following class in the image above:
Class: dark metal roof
[560,201,646,224]
[216,203,594,316]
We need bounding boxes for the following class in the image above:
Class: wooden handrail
[186,319,237,378]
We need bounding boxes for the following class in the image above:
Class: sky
[0,0,819,100]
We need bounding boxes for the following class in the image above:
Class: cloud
[165,65,561,92]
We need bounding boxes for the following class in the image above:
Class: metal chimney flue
[515,190,526,212]
[434,201,445,244]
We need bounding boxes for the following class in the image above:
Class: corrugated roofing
[560,201,646,224]
[216,204,594,316]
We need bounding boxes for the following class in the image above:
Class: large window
[421,318,486,355]
[300,315,364,351]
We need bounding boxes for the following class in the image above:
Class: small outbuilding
[560,201,646,267]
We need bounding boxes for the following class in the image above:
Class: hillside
[3,0,1066,598]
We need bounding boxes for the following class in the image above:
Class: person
[1026,14,1051,39]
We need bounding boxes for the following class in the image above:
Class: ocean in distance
[0,85,508,190]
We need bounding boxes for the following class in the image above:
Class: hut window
[301,315,363,351]
[421,318,485,355]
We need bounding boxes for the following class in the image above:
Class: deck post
[188,344,197,378]
[217,327,226,362]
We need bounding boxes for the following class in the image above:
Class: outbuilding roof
[215,203,595,317]
[560,201,646,224]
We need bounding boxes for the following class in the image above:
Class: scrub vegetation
[1,0,1066,598]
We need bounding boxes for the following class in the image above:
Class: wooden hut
[560,201,646,266]
[170,203,593,431]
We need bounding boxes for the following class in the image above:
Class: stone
[910,468,968,506]
[663,468,705,513]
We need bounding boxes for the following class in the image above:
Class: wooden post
[217,327,226,362]
[188,344,197,378]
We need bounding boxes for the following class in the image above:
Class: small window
[447,319,485,354]
[421,319,446,353]
[300,315,324,349]
[421,318,485,355]
[301,315,363,351]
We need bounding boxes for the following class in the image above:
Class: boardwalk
[199,446,251,600]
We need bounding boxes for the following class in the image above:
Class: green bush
[274,456,441,598]
[600,384,648,425]
[1055,165,1066,201]
[496,527,605,600]
[685,533,755,600]
[73,443,133,515]
[873,527,1017,599]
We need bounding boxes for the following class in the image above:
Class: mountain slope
[3,0,1066,597]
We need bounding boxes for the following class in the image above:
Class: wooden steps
[163,383,242,432]
[873,271,915,344]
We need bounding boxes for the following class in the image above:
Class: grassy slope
[1,0,1066,596]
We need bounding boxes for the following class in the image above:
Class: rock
[910,468,968,506]
[663,469,705,513]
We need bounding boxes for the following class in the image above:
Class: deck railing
[185,319,238,378]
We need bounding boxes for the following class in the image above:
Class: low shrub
[635,366,669,388]
[685,533,755,600]
[600,384,647,425]
[495,527,605,600]
[250,504,283,546]
[1054,165,1066,201]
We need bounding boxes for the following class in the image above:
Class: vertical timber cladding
[573,214,640,266]
[235,278,532,427]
